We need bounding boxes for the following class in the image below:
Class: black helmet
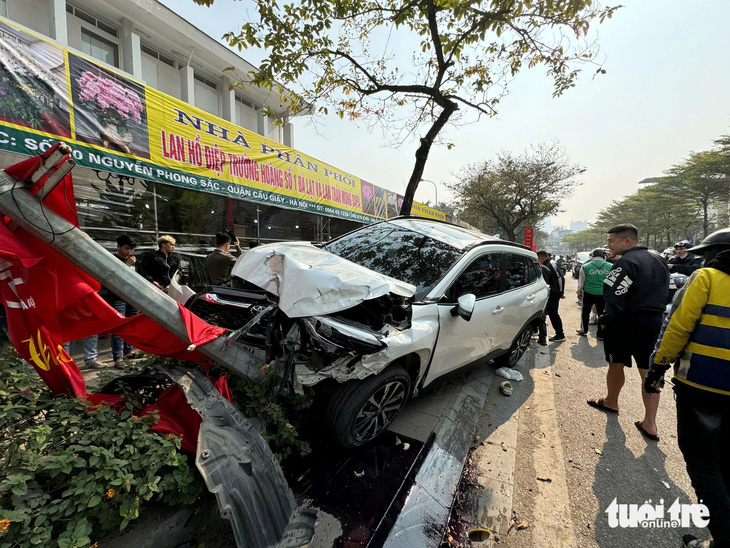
[591,248,605,257]
[688,228,730,255]
[674,240,691,249]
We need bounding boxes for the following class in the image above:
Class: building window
[0,0,7,18]
[81,28,118,67]
[141,44,175,68]
[193,72,218,90]
[67,4,117,37]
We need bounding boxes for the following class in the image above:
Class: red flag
[1,147,227,417]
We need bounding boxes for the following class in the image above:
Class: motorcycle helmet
[591,248,605,258]
[674,240,691,249]
[689,228,730,263]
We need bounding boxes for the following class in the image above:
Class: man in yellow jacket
[646,227,730,548]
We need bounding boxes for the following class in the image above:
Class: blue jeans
[110,300,133,360]
[63,335,98,364]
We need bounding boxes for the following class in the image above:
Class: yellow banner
[0,17,451,224]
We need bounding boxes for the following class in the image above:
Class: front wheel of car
[325,364,411,448]
[495,325,534,368]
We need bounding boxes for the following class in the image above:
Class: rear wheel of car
[325,364,411,448]
[495,325,534,368]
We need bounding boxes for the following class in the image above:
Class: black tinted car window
[504,253,529,290]
[323,223,463,300]
[529,259,541,283]
[451,253,502,300]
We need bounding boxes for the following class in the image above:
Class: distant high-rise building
[570,220,588,232]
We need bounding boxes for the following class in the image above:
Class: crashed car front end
[187,242,438,394]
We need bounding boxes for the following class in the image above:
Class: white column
[283,121,293,147]
[221,76,236,123]
[48,0,68,46]
[120,19,142,79]
[257,109,268,137]
[180,65,195,105]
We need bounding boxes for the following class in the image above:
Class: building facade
[0,0,450,287]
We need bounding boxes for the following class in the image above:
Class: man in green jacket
[576,248,611,339]
[645,227,730,548]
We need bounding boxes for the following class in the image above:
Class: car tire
[494,325,534,368]
[325,364,411,448]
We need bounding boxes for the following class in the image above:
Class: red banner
[524,227,534,248]
[0,146,225,398]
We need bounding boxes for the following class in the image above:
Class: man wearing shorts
[587,224,669,441]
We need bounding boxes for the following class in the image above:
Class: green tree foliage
[193,0,619,215]
[561,228,605,253]
[589,133,730,249]
[450,143,584,241]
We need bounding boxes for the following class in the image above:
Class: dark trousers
[546,292,564,337]
[580,292,605,336]
[676,385,730,547]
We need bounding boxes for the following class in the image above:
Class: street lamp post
[420,178,438,207]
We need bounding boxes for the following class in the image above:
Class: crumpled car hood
[231,242,416,318]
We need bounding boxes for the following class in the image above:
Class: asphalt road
[452,275,707,548]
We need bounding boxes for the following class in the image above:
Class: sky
[159,0,730,229]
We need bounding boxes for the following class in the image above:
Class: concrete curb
[382,368,495,546]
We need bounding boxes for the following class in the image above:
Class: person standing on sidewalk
[537,250,566,342]
[587,224,669,441]
[645,228,730,548]
[668,240,703,275]
[137,235,180,293]
[576,248,611,339]
[206,231,243,286]
[103,234,139,368]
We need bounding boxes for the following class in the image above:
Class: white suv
[188,218,548,446]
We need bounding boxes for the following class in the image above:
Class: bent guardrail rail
[0,144,314,548]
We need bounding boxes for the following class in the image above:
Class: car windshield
[576,252,591,262]
[323,221,465,300]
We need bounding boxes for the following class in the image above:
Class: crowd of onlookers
[538,225,730,548]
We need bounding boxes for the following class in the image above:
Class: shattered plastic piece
[501,442,507,452]
[468,528,491,542]
[402,442,410,451]
[395,436,402,446]
[537,476,552,483]
[496,367,523,381]
[517,519,529,530]
[595,448,603,455]
[662,481,671,490]
[500,381,513,396]
[354,470,365,478]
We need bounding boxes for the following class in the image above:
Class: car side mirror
[451,293,476,321]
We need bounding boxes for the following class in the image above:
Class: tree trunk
[400,102,457,216]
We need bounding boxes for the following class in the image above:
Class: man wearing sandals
[586,224,669,442]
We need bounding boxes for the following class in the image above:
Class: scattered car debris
[500,381,513,396]
[595,448,603,455]
[662,480,671,490]
[537,476,552,483]
[501,442,508,452]
[496,367,524,381]
[467,527,492,541]
[402,442,411,451]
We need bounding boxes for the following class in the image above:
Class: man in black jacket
[136,235,180,292]
[668,240,703,275]
[587,224,669,441]
[537,250,566,342]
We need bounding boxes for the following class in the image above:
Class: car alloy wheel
[325,364,411,447]
[496,325,534,368]
[352,380,408,443]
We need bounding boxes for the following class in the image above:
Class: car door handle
[526,294,536,301]
[492,306,504,314]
